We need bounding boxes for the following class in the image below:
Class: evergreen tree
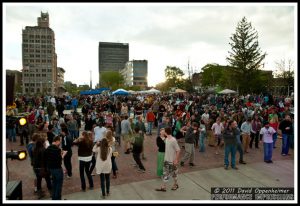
[226,17,267,94]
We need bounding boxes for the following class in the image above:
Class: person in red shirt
[146,108,156,135]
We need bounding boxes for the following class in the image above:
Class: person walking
[131,127,146,173]
[73,131,94,192]
[93,138,112,199]
[155,127,180,192]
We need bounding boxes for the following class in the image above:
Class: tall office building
[120,60,148,89]
[98,42,129,85]
[22,12,63,95]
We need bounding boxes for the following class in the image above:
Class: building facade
[22,12,61,95]
[98,42,129,84]
[120,60,148,88]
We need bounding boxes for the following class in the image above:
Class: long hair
[82,131,93,144]
[32,134,45,162]
[100,138,109,161]
[106,130,113,144]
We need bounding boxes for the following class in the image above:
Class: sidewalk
[60,159,294,201]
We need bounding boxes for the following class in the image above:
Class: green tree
[226,17,267,94]
[200,64,224,87]
[155,82,169,92]
[275,59,294,95]
[100,71,124,90]
[64,81,79,96]
[165,66,185,88]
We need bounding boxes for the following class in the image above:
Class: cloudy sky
[3,3,296,87]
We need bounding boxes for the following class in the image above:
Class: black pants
[133,152,145,170]
[34,168,52,191]
[20,131,29,145]
[100,173,110,196]
[250,132,259,148]
[89,153,96,174]
[79,160,93,190]
[63,152,72,177]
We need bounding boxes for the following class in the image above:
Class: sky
[3,3,297,88]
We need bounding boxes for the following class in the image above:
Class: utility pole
[90,70,92,90]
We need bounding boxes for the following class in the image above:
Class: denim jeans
[49,168,63,200]
[69,129,78,140]
[281,134,290,155]
[7,128,16,142]
[111,156,118,176]
[147,122,153,134]
[100,173,110,196]
[224,144,237,168]
[236,143,244,162]
[199,134,206,152]
[79,160,93,190]
[263,142,273,161]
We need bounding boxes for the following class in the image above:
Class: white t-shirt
[211,123,224,135]
[94,126,107,143]
[201,113,209,123]
[164,136,180,163]
[260,127,276,143]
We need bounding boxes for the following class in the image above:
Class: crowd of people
[6,91,295,199]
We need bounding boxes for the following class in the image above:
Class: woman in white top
[93,138,112,198]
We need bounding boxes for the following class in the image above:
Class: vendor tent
[112,89,129,95]
[147,88,161,93]
[218,89,237,94]
[175,88,187,93]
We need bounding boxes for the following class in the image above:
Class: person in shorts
[155,127,180,192]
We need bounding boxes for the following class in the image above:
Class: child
[131,127,146,173]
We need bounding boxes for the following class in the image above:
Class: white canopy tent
[218,89,237,94]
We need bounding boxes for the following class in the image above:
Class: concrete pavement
[59,159,294,201]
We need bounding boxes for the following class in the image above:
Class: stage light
[6,150,27,161]
[19,118,27,126]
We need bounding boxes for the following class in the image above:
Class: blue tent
[112,89,129,95]
[79,88,110,95]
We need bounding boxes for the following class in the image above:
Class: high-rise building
[120,60,148,89]
[22,12,63,95]
[98,42,129,85]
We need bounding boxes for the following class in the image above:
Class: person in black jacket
[32,135,52,199]
[45,135,64,200]
[156,128,166,177]
[73,131,94,191]
[61,127,73,178]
